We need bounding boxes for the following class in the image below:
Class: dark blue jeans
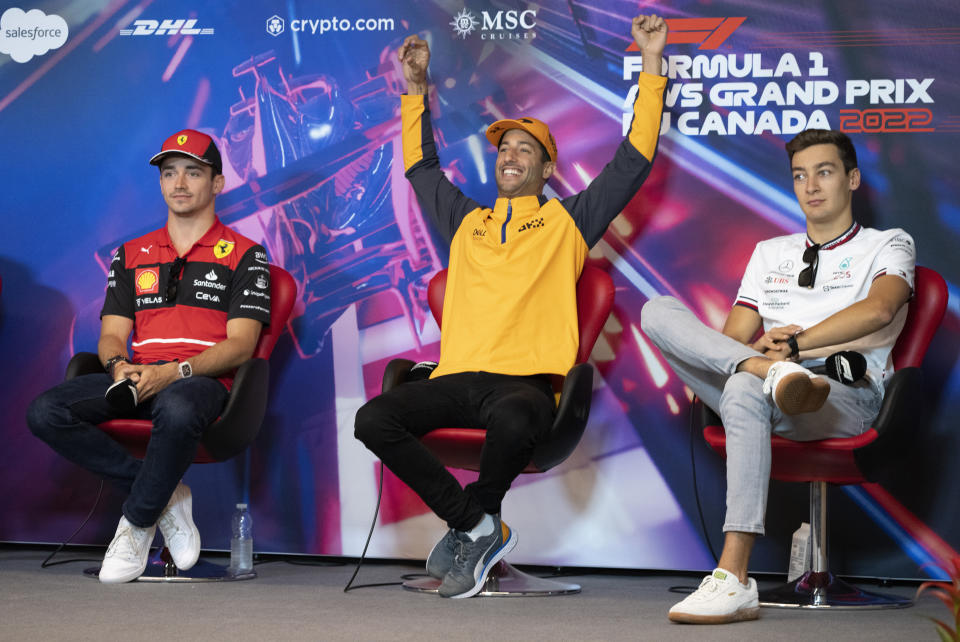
[27,373,228,527]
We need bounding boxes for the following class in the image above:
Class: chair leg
[84,547,257,583]
[758,481,912,609]
[403,560,580,596]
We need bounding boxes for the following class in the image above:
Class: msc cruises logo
[450,7,537,40]
[450,9,478,39]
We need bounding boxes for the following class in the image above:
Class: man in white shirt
[641,129,915,624]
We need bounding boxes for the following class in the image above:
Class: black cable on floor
[40,480,105,568]
[343,462,401,591]
[689,400,719,565]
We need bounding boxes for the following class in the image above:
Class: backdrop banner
[1,0,957,579]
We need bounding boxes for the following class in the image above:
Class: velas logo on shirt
[135,268,159,295]
[214,239,235,258]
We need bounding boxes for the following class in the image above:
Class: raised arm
[398,33,479,243]
[562,14,668,248]
[398,34,429,96]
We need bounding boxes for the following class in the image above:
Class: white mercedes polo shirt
[735,223,915,388]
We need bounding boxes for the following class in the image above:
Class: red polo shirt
[101,217,271,388]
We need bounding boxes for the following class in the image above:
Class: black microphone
[408,361,438,382]
[824,350,867,385]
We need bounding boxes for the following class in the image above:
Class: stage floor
[0,545,942,641]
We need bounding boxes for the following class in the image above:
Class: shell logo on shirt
[135,268,159,295]
[214,239,235,258]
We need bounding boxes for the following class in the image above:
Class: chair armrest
[531,362,594,472]
[382,359,416,394]
[65,352,103,380]
[853,367,923,481]
[202,358,270,461]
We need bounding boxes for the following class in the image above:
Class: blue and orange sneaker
[426,528,457,579]
[438,515,517,598]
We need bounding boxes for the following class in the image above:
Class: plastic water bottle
[230,503,253,573]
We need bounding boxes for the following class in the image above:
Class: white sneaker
[762,361,830,415]
[668,568,760,624]
[157,482,201,570]
[99,516,156,583]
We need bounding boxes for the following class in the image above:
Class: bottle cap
[236,502,248,509]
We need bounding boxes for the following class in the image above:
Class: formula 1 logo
[120,19,215,36]
[625,17,745,51]
[266,15,284,37]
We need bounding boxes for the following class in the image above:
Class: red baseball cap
[485,117,557,162]
[149,129,223,174]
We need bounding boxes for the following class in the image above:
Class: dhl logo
[626,17,746,51]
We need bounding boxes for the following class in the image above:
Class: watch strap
[786,335,800,359]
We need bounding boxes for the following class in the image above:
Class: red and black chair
[699,266,948,608]
[381,264,615,596]
[66,264,297,581]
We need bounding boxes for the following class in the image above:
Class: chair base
[402,560,580,597]
[83,547,257,583]
[759,571,912,609]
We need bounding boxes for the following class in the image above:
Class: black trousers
[354,371,556,531]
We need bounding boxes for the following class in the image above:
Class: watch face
[180,362,192,378]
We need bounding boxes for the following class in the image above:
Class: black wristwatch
[104,355,128,376]
[786,336,800,359]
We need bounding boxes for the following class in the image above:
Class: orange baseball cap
[486,117,557,162]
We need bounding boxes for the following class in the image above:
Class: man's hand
[113,361,139,382]
[750,324,803,360]
[632,14,668,61]
[129,362,179,402]
[398,34,430,95]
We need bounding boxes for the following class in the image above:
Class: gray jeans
[640,296,882,535]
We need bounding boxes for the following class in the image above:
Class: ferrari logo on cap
[214,239,235,259]
[177,134,188,146]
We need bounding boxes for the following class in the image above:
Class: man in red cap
[355,15,667,598]
[28,129,271,583]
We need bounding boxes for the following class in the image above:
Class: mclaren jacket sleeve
[561,72,667,248]
[401,94,479,244]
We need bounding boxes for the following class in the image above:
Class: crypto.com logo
[0,7,68,63]
[625,17,746,51]
[266,15,285,37]
[120,19,215,36]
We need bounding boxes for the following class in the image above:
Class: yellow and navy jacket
[401,72,666,378]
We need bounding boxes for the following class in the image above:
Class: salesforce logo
[0,7,68,63]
